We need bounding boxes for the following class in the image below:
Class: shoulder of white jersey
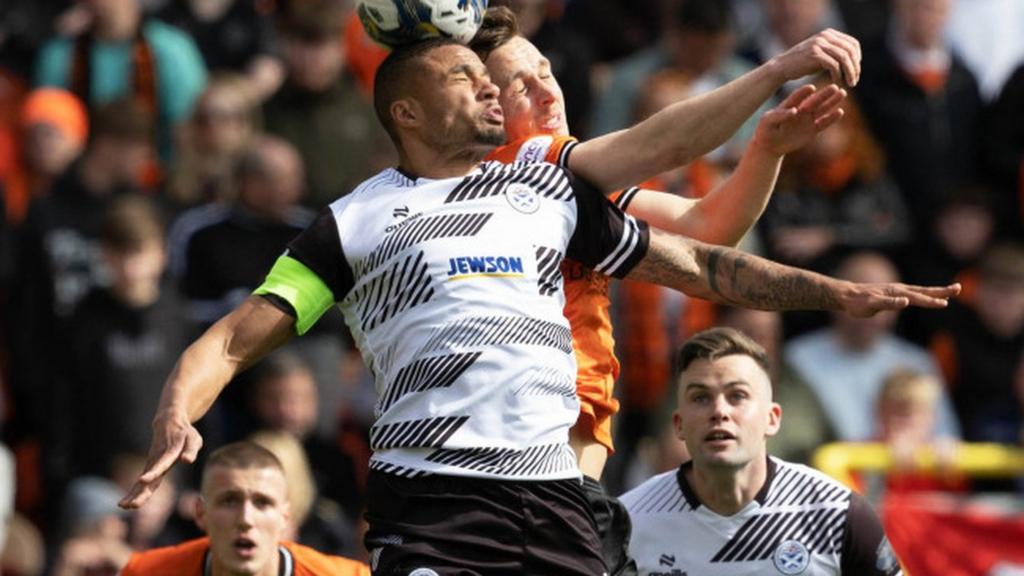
[762,456,852,508]
[327,168,416,217]
[620,469,692,514]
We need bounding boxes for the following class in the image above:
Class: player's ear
[194,496,208,532]
[672,410,685,441]
[765,402,782,438]
[391,98,422,130]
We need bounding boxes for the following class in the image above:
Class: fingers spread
[780,84,816,109]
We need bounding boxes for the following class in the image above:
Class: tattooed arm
[627,229,959,317]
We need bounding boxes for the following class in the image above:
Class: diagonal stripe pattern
[377,352,482,415]
[419,316,573,355]
[352,251,435,332]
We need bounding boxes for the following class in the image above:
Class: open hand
[755,84,847,156]
[840,282,961,317]
[118,410,203,509]
[773,28,861,87]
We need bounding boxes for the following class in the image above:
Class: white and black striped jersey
[258,161,648,481]
[621,457,903,576]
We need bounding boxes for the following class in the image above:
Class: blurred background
[0,0,1021,573]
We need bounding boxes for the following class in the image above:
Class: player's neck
[398,142,489,180]
[687,456,768,516]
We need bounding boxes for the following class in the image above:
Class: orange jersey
[486,136,641,452]
[121,537,370,576]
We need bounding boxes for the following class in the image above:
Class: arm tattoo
[702,247,841,310]
[627,232,842,312]
[706,249,721,295]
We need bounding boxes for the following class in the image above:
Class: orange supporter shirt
[486,135,640,452]
[121,537,370,576]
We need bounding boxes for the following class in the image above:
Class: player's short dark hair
[203,441,285,485]
[373,38,463,146]
[100,195,165,252]
[673,327,770,377]
[468,6,520,62]
[673,0,735,34]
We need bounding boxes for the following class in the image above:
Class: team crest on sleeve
[516,135,554,163]
[506,183,540,214]
[772,540,810,574]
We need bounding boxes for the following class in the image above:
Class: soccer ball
[356,0,488,48]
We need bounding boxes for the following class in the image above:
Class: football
[356,0,488,48]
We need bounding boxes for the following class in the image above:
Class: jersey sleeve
[253,208,354,335]
[566,173,649,279]
[486,134,579,166]
[840,492,904,575]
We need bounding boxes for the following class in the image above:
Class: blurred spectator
[760,97,911,272]
[784,251,961,441]
[108,453,186,550]
[167,135,348,442]
[1,513,46,576]
[7,99,155,457]
[719,307,835,464]
[589,0,763,163]
[833,0,889,47]
[51,477,133,576]
[985,62,1024,237]
[900,183,998,343]
[873,369,966,492]
[156,0,284,100]
[855,0,983,239]
[249,352,363,522]
[930,242,1024,444]
[48,196,187,491]
[34,0,208,164]
[562,0,664,62]
[262,0,393,209]
[166,72,260,206]
[738,0,840,94]
[120,441,369,575]
[946,0,1024,102]
[2,89,88,225]
[0,0,65,79]
[169,135,309,326]
[249,431,362,558]
[502,0,595,135]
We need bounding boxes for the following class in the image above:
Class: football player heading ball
[357,0,488,47]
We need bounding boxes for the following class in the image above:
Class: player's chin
[475,127,507,147]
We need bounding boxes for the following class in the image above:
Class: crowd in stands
[0,0,1021,572]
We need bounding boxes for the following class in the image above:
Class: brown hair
[203,441,284,482]
[100,195,165,252]
[673,327,770,377]
[468,6,520,62]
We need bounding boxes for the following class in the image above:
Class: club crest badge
[506,183,540,214]
[773,539,810,574]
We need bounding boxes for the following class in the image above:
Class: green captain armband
[254,255,335,335]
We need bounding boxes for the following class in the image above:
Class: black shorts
[364,470,607,575]
[582,476,638,576]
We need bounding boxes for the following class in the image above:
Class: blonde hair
[878,369,940,409]
[248,431,317,527]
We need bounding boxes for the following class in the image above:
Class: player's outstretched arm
[625,84,845,247]
[119,296,295,509]
[569,29,860,192]
[628,229,960,317]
